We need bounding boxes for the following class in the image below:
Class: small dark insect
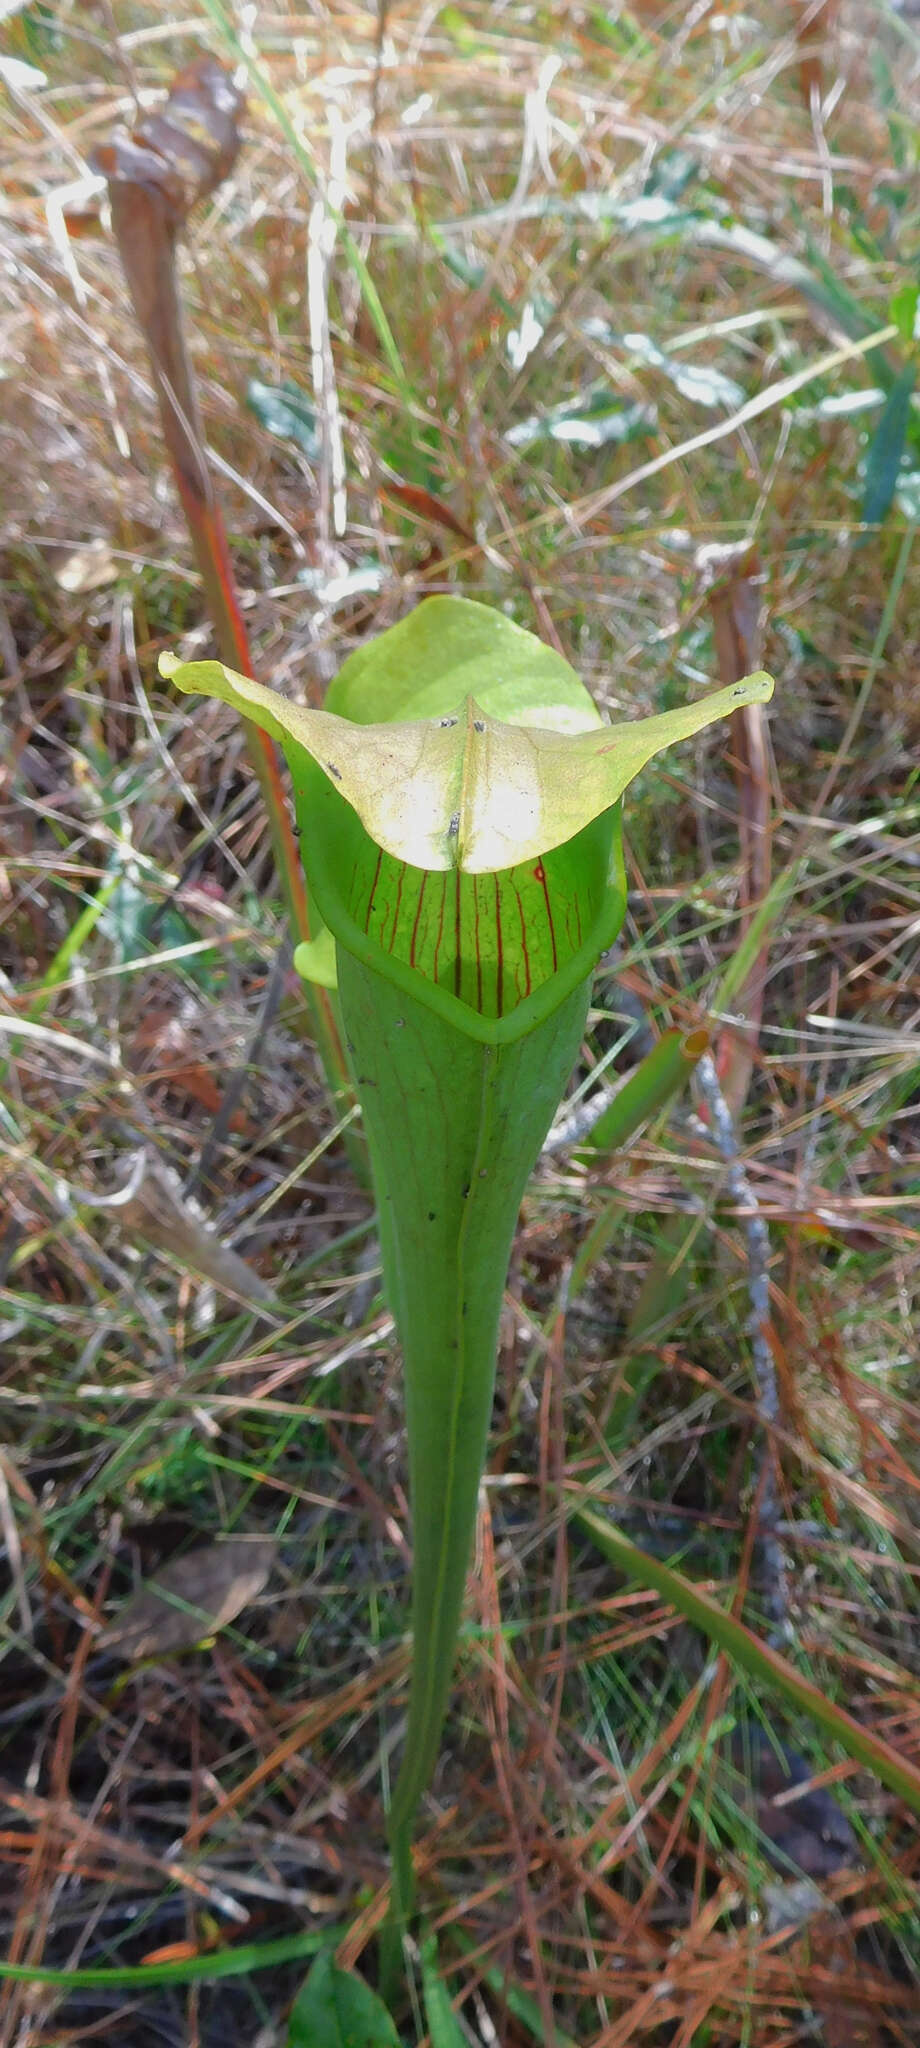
[326,760,343,781]
[447,812,460,839]
[473,718,485,732]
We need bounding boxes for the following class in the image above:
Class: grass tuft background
[1,2,919,2042]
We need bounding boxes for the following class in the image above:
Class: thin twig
[691,1053,790,1641]
[544,1075,625,1154]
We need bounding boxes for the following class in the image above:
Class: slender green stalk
[195,0,412,405]
[31,870,123,1008]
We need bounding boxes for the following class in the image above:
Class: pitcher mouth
[292,755,627,1049]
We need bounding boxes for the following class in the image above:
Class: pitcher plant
[162,594,773,1943]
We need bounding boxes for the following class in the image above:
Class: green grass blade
[419,1931,467,2046]
[861,361,916,525]
[574,1506,920,1817]
[581,1026,709,1155]
[0,1928,345,1991]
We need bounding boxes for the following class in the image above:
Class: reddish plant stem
[171,473,316,949]
[101,163,355,1128]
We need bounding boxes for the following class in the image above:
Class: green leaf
[419,1932,467,2046]
[297,562,386,606]
[642,147,698,201]
[861,362,916,526]
[810,388,884,421]
[287,1951,402,2048]
[895,467,920,520]
[436,242,486,291]
[161,597,773,875]
[437,4,482,54]
[246,376,321,459]
[889,283,919,346]
[508,319,745,415]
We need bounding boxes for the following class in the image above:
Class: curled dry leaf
[93,58,245,514]
[93,56,244,230]
[99,1535,276,1661]
[118,1148,278,1310]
